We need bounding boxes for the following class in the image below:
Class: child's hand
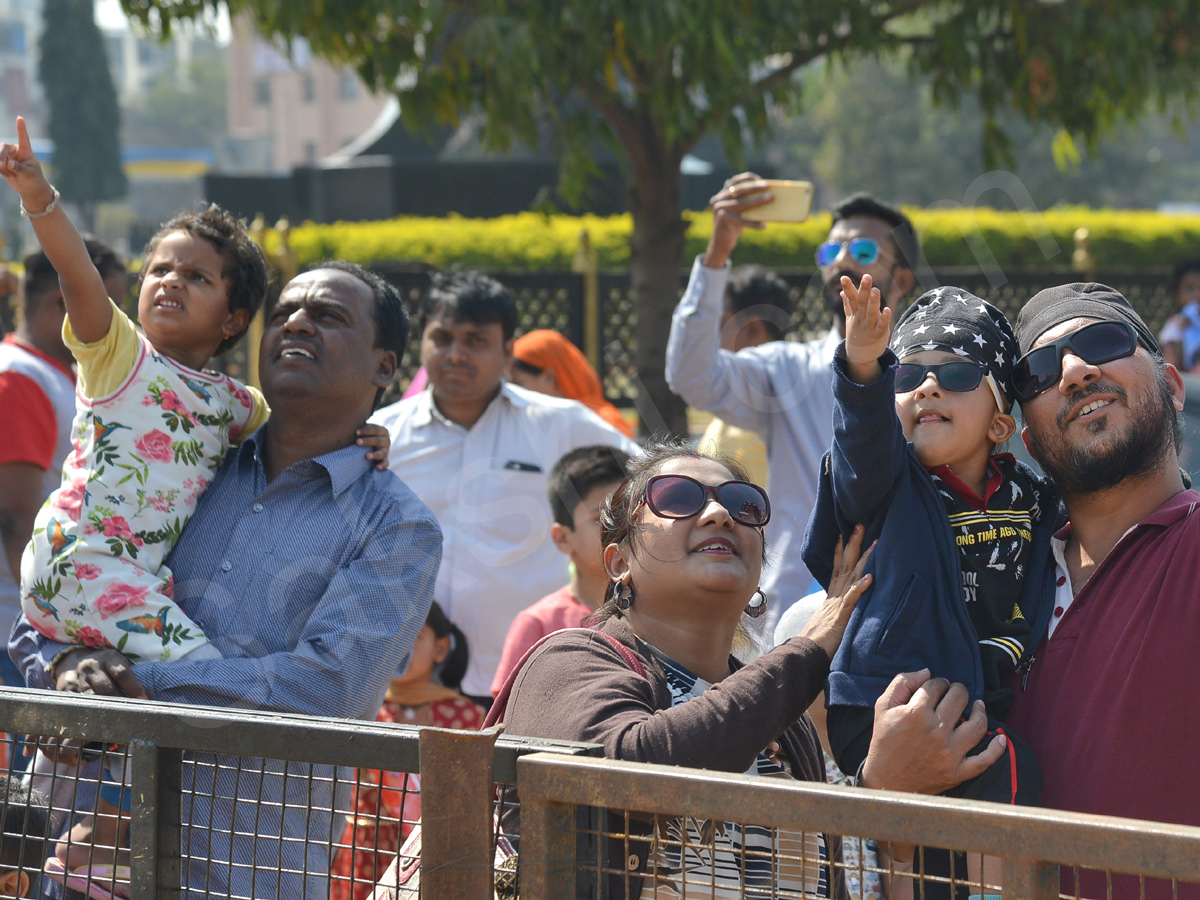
[841,273,891,384]
[357,423,392,470]
[0,117,55,211]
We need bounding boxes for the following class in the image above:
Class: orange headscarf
[512,330,635,437]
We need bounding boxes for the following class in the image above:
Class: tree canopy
[768,56,1200,212]
[41,0,127,219]
[124,0,1200,434]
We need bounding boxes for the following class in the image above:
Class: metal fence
[517,752,1200,900]
[210,265,1179,410]
[0,687,599,900]
[2,688,1197,900]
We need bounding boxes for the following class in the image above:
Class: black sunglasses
[1012,321,1139,401]
[894,361,986,394]
[643,474,771,527]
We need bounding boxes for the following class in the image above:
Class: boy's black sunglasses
[643,474,771,527]
[1012,321,1140,401]
[894,361,986,394]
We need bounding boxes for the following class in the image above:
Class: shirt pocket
[455,462,552,568]
[873,571,930,661]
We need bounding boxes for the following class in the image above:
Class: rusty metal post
[517,799,577,899]
[128,740,182,900]
[419,726,500,900]
[518,752,586,900]
[1005,859,1059,900]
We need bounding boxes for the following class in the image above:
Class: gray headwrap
[891,287,1018,396]
[1014,283,1159,356]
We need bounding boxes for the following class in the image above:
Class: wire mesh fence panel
[0,689,598,900]
[516,753,1200,900]
[360,265,1179,410]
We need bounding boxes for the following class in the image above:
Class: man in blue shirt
[10,261,443,898]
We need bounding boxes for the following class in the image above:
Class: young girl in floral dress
[0,117,388,895]
[331,602,485,900]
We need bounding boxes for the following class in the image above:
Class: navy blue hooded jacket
[801,348,1059,710]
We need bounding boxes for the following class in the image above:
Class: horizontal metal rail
[0,687,596,781]
[517,752,1200,882]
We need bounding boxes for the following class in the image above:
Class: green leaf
[1051,128,1083,172]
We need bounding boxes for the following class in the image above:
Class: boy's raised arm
[0,116,111,343]
[841,273,891,385]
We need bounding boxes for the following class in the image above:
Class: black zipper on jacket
[1020,654,1036,690]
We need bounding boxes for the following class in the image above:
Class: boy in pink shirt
[490,444,630,696]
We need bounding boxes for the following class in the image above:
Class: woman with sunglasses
[498,441,873,899]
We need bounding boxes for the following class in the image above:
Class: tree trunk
[626,149,689,440]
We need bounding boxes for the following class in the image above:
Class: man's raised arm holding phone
[665,174,919,631]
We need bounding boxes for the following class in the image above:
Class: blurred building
[224,15,388,173]
[103,21,222,103]
[0,0,38,127]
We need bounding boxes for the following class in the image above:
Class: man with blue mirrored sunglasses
[667,175,918,635]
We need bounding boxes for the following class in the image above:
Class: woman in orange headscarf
[509,330,635,437]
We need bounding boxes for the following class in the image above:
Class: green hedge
[266,207,1200,271]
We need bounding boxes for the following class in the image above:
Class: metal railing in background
[205,246,1178,410]
[517,752,1200,900]
[0,688,599,899]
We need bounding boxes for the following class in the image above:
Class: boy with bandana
[803,274,1058,813]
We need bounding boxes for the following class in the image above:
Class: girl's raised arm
[0,116,111,343]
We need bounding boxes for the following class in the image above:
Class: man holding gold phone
[666,175,919,633]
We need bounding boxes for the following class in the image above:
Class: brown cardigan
[501,615,847,899]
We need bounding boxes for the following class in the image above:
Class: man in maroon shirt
[857,284,1199,900]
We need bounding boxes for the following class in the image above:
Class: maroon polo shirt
[1007,489,1200,899]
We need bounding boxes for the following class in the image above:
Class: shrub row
[269,207,1200,272]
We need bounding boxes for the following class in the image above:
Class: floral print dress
[20,305,266,662]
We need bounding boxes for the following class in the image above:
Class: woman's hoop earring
[745,589,768,619]
[612,581,634,611]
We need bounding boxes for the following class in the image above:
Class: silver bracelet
[20,187,60,220]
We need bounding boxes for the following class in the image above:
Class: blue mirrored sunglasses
[815,238,881,268]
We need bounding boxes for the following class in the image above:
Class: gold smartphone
[740,180,814,223]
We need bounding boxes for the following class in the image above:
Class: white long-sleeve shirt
[666,257,840,634]
[372,381,638,695]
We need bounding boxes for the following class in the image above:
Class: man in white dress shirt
[666,176,919,634]
[373,270,638,703]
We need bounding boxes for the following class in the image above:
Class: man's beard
[1025,370,1180,497]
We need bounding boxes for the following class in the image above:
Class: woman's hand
[800,524,874,659]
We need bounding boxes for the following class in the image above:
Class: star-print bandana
[891,286,1019,397]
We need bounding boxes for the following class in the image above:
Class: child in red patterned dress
[331,602,484,900]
